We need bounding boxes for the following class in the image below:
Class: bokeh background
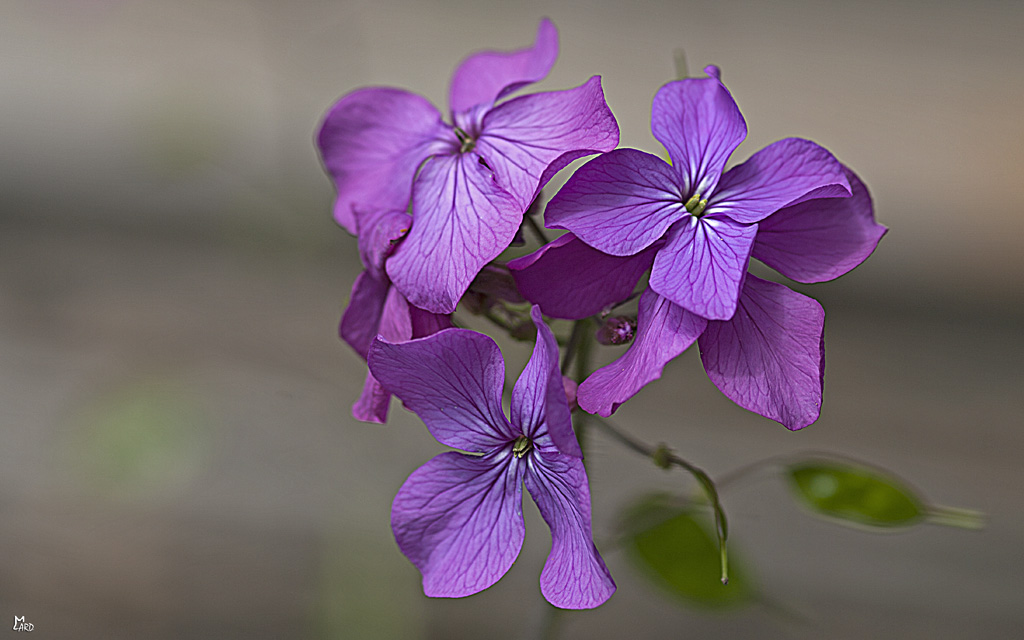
[2,1,1022,638]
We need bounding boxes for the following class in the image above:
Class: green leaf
[620,494,751,608]
[785,460,926,528]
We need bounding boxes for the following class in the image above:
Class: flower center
[512,435,532,459]
[453,127,475,153]
[684,193,708,218]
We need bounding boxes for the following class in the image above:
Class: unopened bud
[562,377,579,412]
[595,316,637,346]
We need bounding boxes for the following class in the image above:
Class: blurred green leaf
[621,494,751,608]
[785,460,925,528]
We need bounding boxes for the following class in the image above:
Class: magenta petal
[698,275,825,430]
[706,138,850,224]
[368,329,517,451]
[476,76,619,210]
[317,88,453,233]
[508,233,655,320]
[387,153,521,314]
[577,289,706,416]
[650,75,746,198]
[545,149,687,256]
[385,154,520,315]
[355,209,413,278]
[353,371,390,424]
[449,18,558,120]
[649,217,757,321]
[339,271,389,358]
[525,451,615,608]
[392,451,525,598]
[753,166,887,283]
[511,307,581,457]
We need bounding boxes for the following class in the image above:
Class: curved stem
[589,415,730,584]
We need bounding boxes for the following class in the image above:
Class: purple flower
[367,306,615,608]
[544,65,853,321]
[339,208,450,423]
[317,19,619,314]
[510,163,886,430]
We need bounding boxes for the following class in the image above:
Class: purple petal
[392,451,525,598]
[354,209,413,277]
[387,153,521,314]
[339,271,389,358]
[705,138,850,224]
[508,233,655,320]
[449,18,559,122]
[545,149,686,256]
[317,87,454,233]
[368,329,517,451]
[476,76,619,210]
[650,74,746,199]
[409,304,453,338]
[511,307,581,457]
[353,371,390,424]
[753,165,887,283]
[649,217,758,321]
[698,275,825,430]
[525,450,615,608]
[577,289,706,416]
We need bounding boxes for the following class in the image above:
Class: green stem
[560,319,589,375]
[590,415,730,584]
[926,505,986,530]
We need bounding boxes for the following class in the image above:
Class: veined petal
[545,149,687,256]
[449,18,559,121]
[508,233,655,320]
[353,370,390,424]
[349,286,412,424]
[578,289,707,417]
[368,329,517,451]
[392,451,526,598]
[650,74,746,198]
[354,209,413,278]
[339,271,389,359]
[317,88,454,233]
[476,76,619,210]
[387,153,521,314]
[525,450,615,609]
[753,165,887,283]
[698,275,825,430]
[511,307,581,457]
[650,217,757,321]
[705,138,850,224]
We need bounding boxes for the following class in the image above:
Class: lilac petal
[753,165,887,283]
[387,153,521,314]
[449,18,558,121]
[698,275,825,430]
[476,76,619,210]
[368,329,517,451]
[649,216,758,321]
[650,75,746,198]
[409,305,453,338]
[353,371,390,424]
[393,451,525,598]
[508,233,655,320]
[705,138,851,224]
[339,271,389,358]
[511,307,581,457]
[578,289,706,416]
[544,149,687,256]
[525,451,615,608]
[354,209,413,277]
[317,88,454,233]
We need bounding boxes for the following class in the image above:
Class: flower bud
[595,315,637,346]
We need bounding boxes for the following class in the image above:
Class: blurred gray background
[1,0,1022,638]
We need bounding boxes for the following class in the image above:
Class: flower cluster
[317,20,884,610]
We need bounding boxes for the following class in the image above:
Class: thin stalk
[590,415,730,584]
